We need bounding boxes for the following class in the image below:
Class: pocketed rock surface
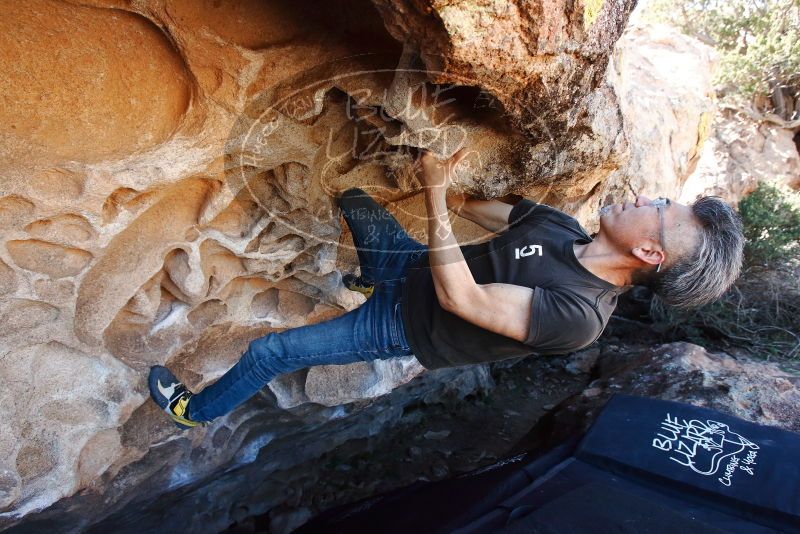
[0,0,720,529]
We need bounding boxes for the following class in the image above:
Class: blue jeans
[187,188,428,422]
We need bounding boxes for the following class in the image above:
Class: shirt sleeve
[525,287,604,353]
[507,199,569,232]
[507,199,541,227]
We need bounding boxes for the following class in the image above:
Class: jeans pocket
[389,300,409,350]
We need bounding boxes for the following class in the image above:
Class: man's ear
[631,245,665,267]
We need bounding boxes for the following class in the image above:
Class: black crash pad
[298,395,800,533]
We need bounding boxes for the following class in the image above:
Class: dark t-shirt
[401,199,626,370]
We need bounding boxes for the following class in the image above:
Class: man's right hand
[417,149,470,191]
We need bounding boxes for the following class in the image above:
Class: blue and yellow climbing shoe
[148,366,205,430]
[343,273,374,298]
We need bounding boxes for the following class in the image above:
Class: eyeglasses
[651,197,671,273]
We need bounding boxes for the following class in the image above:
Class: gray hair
[653,196,744,308]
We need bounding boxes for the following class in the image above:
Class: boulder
[681,108,800,203]
[0,0,723,528]
[514,342,800,454]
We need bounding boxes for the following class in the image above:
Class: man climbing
[149,149,744,429]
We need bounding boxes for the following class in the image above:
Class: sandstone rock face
[0,0,719,529]
[0,0,192,166]
[568,22,718,226]
[372,0,638,184]
[680,108,800,203]
[515,342,800,454]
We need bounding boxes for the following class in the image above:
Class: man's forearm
[445,191,514,234]
[445,191,468,213]
[424,187,478,309]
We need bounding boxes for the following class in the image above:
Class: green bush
[644,0,800,112]
[738,181,800,266]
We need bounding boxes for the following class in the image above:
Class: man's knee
[336,187,369,209]
[246,334,293,377]
[244,336,277,376]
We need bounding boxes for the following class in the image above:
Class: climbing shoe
[148,365,205,430]
[343,273,374,298]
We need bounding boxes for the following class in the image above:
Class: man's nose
[635,195,652,207]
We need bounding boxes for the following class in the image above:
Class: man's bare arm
[446,192,517,233]
[427,191,534,342]
[420,152,533,343]
[448,282,533,342]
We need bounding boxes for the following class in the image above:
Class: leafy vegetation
[739,181,800,266]
[643,0,800,118]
